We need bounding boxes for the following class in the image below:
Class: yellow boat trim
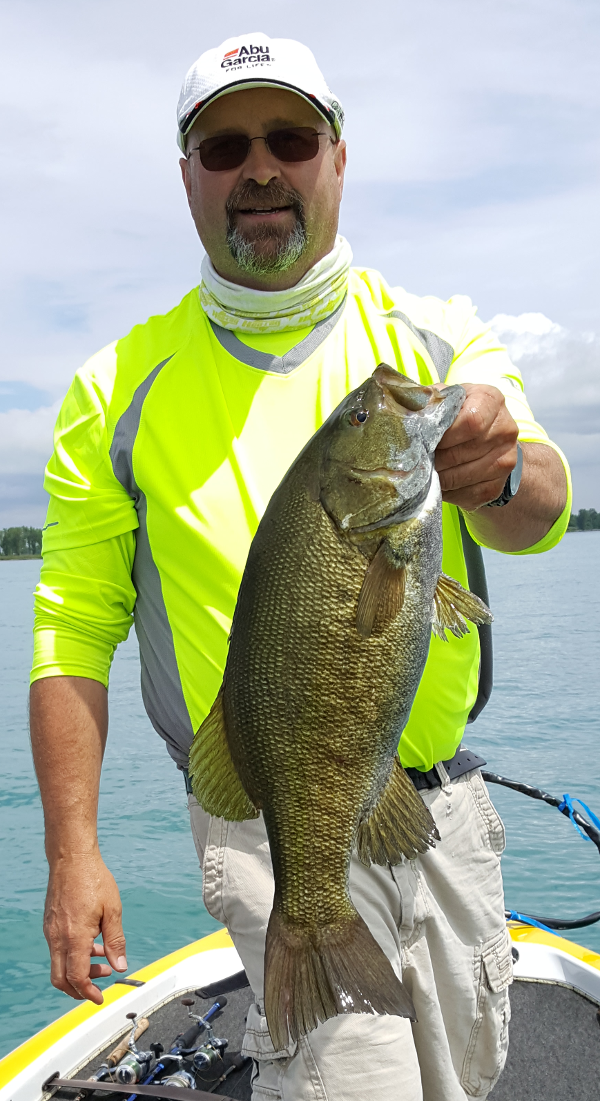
[508,922,600,970]
[0,929,233,1089]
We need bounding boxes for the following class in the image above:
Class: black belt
[406,748,487,791]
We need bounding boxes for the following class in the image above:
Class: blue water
[1,534,599,1059]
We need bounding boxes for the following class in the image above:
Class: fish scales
[190,363,493,1051]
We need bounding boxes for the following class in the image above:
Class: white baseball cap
[177,32,344,152]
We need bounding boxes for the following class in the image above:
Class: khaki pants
[188,767,511,1101]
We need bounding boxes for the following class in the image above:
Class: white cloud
[0,404,58,527]
[0,404,58,476]
[489,312,600,508]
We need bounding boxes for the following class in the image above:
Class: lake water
[1,533,599,1060]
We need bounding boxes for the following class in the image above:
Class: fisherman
[30,33,570,1101]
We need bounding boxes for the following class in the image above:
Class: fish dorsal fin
[432,572,493,641]
[189,691,259,821]
[357,755,440,866]
[356,541,406,639]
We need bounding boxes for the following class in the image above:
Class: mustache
[225,180,305,224]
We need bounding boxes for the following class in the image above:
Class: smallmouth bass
[190,363,492,1050]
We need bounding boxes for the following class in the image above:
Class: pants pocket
[242,1001,296,1099]
[460,928,512,1098]
[187,792,210,865]
[469,772,507,856]
[201,815,230,925]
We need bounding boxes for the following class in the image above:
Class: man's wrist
[485,443,523,507]
[46,841,102,867]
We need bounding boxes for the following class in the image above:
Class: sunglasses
[188,127,334,172]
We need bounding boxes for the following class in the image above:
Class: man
[30,32,569,1101]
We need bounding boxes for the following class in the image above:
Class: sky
[0,0,598,525]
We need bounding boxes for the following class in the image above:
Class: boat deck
[491,978,600,1100]
[70,971,600,1100]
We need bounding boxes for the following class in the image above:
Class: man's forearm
[30,675,127,1003]
[30,676,108,860]
[462,442,567,553]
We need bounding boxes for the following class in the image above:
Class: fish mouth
[349,474,433,534]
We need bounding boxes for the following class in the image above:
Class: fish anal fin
[189,691,258,821]
[356,540,406,639]
[433,572,493,642]
[264,907,416,1051]
[357,756,440,866]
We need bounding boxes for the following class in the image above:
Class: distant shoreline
[1,529,599,562]
[0,554,42,561]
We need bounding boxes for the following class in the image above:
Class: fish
[189,363,493,1051]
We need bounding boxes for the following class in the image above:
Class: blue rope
[506,910,555,934]
[557,793,600,841]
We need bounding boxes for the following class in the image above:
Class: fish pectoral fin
[357,755,440,866]
[189,691,259,821]
[356,540,406,638]
[432,572,493,642]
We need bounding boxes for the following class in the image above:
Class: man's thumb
[102,907,127,972]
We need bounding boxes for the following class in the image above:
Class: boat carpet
[72,976,600,1100]
[490,978,600,1100]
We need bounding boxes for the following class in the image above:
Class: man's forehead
[191,87,326,138]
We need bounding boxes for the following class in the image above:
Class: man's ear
[334,139,347,199]
[180,157,193,206]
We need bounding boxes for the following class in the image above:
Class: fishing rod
[483,770,600,931]
[124,998,228,1100]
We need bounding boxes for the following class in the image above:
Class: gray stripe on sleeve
[208,296,347,374]
[387,310,455,382]
[109,356,194,768]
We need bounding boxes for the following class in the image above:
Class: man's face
[180,87,347,290]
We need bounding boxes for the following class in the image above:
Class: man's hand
[434,382,567,552]
[435,383,518,510]
[44,852,127,1003]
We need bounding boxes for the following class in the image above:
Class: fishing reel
[191,1036,228,1071]
[160,1069,197,1089]
[113,1012,153,1084]
[176,996,228,1071]
[114,1051,153,1085]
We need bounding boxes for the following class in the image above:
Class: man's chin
[227,225,307,276]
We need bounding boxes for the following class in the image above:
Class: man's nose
[241,137,282,186]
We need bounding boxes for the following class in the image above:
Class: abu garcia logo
[222,44,272,68]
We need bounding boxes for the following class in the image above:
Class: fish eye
[349,410,368,427]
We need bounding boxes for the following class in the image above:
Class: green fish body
[190,364,492,1050]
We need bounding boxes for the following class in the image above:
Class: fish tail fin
[264,907,416,1051]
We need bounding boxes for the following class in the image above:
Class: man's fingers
[90,963,113,979]
[435,429,517,473]
[101,906,128,973]
[438,385,505,448]
[49,948,85,1001]
[437,446,516,498]
[441,479,504,511]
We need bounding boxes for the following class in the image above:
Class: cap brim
[177,78,340,152]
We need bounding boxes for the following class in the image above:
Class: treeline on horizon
[0,526,43,557]
[1,511,599,558]
[567,508,600,531]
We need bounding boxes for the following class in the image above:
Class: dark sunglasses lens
[267,128,321,162]
[199,135,250,171]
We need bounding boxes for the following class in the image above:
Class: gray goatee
[226,182,308,276]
